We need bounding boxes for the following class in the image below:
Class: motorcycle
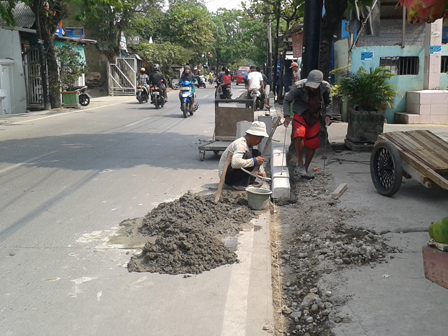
[136,85,149,103]
[150,84,165,109]
[250,88,264,111]
[194,75,206,88]
[72,86,91,106]
[179,81,195,118]
[208,76,214,84]
[219,83,232,100]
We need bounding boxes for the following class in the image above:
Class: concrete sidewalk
[309,124,448,335]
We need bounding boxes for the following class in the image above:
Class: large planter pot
[346,108,384,144]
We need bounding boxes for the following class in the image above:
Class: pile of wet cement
[127,191,257,275]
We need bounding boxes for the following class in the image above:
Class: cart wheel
[199,151,205,161]
[370,141,403,197]
[213,150,219,155]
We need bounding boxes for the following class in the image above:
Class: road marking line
[124,116,153,127]
[221,228,254,336]
[0,150,60,175]
[10,100,135,125]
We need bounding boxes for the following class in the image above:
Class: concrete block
[271,147,287,168]
[258,115,273,155]
[236,121,253,138]
[405,102,419,114]
[272,176,290,199]
[430,115,448,124]
[430,104,448,115]
[418,115,432,123]
[272,165,289,179]
[406,91,419,106]
[419,91,432,105]
[431,91,448,104]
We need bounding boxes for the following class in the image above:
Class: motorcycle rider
[137,67,150,95]
[179,65,198,109]
[149,64,168,102]
[247,65,265,107]
[219,69,231,96]
[216,66,226,85]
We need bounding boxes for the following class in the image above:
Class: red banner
[292,34,303,58]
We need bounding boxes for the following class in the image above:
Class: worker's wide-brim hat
[305,69,324,89]
[246,121,269,138]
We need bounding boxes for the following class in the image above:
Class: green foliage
[136,42,194,74]
[210,9,267,67]
[0,0,16,26]
[54,42,88,88]
[338,67,402,112]
[155,1,215,62]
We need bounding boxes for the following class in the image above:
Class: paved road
[0,85,273,335]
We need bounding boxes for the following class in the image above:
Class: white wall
[0,29,27,114]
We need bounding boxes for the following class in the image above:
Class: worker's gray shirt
[283,79,332,118]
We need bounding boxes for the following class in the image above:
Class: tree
[74,0,162,61]
[136,42,194,75]
[210,9,267,68]
[156,0,215,63]
[0,0,16,26]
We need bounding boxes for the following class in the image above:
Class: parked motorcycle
[179,81,195,118]
[250,88,264,111]
[73,86,91,106]
[150,84,165,109]
[136,85,149,103]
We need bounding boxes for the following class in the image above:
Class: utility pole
[301,0,323,79]
[33,0,50,109]
[267,20,273,91]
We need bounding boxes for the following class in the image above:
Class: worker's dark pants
[225,149,261,187]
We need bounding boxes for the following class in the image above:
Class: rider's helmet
[153,64,160,72]
[184,65,190,72]
[140,67,146,73]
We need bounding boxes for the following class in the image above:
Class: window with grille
[379,57,419,75]
[442,56,448,73]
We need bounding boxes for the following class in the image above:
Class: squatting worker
[218,121,269,191]
[283,69,332,179]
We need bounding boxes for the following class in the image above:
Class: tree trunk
[319,0,347,80]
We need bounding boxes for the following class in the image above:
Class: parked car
[235,66,250,85]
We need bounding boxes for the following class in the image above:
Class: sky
[204,0,243,13]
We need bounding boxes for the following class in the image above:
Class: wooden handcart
[198,99,253,161]
[370,130,448,196]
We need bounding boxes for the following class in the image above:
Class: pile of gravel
[128,191,256,275]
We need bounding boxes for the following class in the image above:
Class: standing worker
[218,121,268,190]
[283,70,332,179]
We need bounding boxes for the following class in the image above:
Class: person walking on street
[218,121,268,190]
[290,62,301,83]
[283,69,332,179]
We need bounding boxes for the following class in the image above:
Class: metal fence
[108,57,137,96]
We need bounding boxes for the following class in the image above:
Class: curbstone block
[272,176,290,199]
[272,165,290,179]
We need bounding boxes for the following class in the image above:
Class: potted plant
[337,67,401,145]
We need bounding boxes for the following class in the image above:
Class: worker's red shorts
[293,114,320,149]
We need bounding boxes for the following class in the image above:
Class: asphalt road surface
[0,85,273,335]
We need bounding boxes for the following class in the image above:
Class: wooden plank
[384,132,437,170]
[417,130,448,154]
[409,131,448,166]
[399,149,448,190]
[330,183,347,200]
[397,132,447,170]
